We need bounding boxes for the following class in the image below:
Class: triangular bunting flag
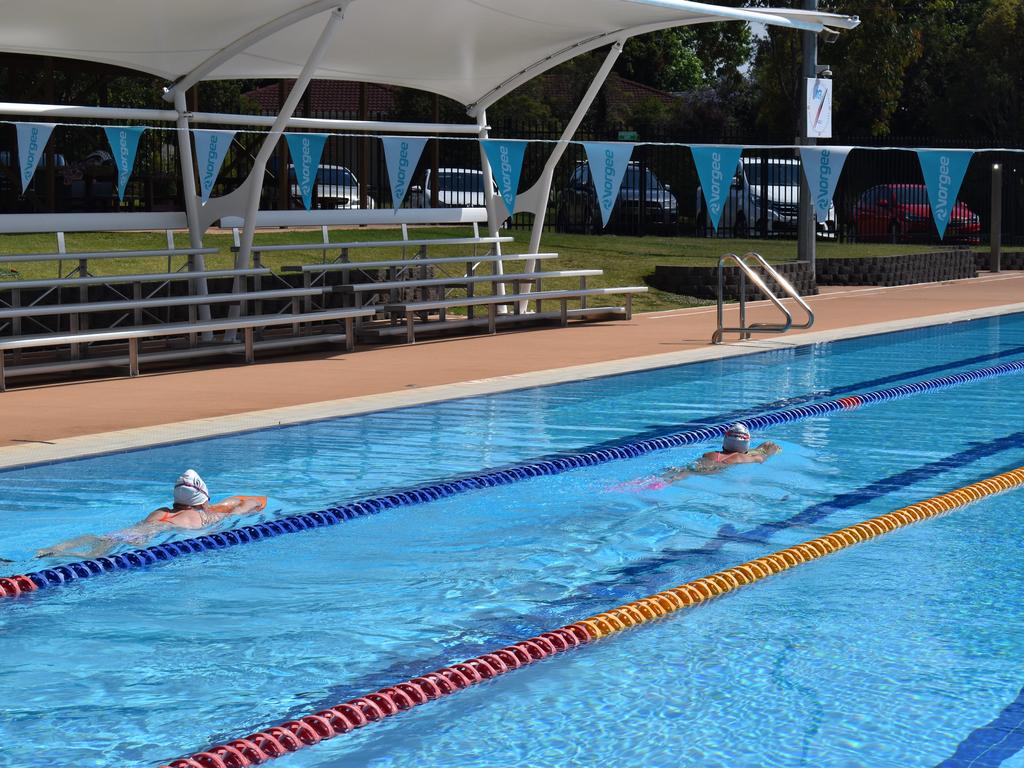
[481,139,528,217]
[381,136,428,210]
[194,130,236,204]
[16,123,56,194]
[916,150,974,239]
[581,142,635,227]
[691,146,744,231]
[103,126,146,201]
[284,133,330,210]
[799,146,852,223]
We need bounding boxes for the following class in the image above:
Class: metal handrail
[712,252,814,344]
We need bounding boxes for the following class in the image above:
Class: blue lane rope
[8,358,1024,597]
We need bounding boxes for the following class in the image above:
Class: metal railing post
[712,252,813,344]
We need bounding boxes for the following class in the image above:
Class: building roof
[244,80,397,116]
[244,72,674,119]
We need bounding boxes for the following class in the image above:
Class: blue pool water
[2,314,1024,767]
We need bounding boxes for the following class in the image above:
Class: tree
[966,0,1024,141]
[748,0,945,139]
[616,21,753,93]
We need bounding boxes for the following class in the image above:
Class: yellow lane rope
[579,467,1024,639]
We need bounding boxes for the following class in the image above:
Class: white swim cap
[173,469,210,507]
[722,423,751,453]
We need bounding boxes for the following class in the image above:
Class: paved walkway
[1,271,1022,463]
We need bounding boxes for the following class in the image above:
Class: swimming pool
[2,313,1024,767]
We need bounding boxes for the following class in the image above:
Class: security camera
[816,65,833,78]
[820,27,840,44]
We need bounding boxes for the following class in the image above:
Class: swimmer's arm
[743,442,782,463]
[206,496,267,516]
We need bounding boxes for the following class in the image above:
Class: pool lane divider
[3,358,1024,602]
[159,467,1024,767]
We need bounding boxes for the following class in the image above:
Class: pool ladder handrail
[712,252,814,344]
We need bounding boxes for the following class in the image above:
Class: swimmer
[661,423,780,483]
[35,470,266,560]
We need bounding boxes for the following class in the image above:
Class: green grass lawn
[0,226,994,314]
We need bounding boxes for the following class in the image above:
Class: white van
[409,168,489,208]
[697,156,836,238]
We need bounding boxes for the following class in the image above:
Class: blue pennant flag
[381,137,428,210]
[16,123,56,194]
[284,133,329,210]
[691,145,744,231]
[194,130,236,205]
[481,139,528,217]
[916,150,974,239]
[103,126,146,201]
[799,146,852,223]
[582,142,635,227]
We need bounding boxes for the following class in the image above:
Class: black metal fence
[2,115,1021,248]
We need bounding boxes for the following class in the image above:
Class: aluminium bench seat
[0,286,334,321]
[284,252,557,275]
[369,305,635,341]
[0,307,377,390]
[252,235,513,257]
[0,246,219,265]
[0,268,270,293]
[334,269,604,296]
[381,286,648,342]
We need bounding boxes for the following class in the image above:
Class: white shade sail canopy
[0,0,858,110]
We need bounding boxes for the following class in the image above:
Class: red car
[850,183,981,243]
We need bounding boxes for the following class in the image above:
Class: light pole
[797,0,818,276]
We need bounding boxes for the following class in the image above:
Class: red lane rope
[159,624,594,768]
[0,575,37,598]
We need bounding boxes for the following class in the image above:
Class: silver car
[289,164,375,209]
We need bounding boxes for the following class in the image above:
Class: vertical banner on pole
[806,78,833,139]
[284,133,329,210]
[581,142,635,227]
[799,146,852,223]
[193,130,236,204]
[103,126,146,201]
[916,149,974,239]
[691,146,744,231]
[480,139,528,218]
[16,123,56,193]
[381,136,428,210]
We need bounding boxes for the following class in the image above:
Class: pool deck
[1,270,1022,468]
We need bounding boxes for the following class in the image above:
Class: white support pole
[476,109,507,311]
[174,90,212,328]
[164,0,345,101]
[526,40,624,258]
[235,5,348,273]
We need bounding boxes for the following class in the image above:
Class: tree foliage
[746,0,1024,143]
[5,1,1024,146]
[617,22,752,92]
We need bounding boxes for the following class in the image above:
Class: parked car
[696,156,836,238]
[849,183,981,243]
[0,150,87,212]
[289,164,375,209]
[556,161,678,234]
[409,168,491,208]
